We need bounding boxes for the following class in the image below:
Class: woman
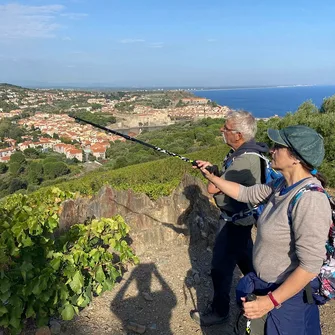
[196,125,331,335]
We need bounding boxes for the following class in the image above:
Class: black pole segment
[71,116,195,164]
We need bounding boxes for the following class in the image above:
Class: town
[0,84,231,163]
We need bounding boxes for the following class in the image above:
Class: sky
[0,0,335,87]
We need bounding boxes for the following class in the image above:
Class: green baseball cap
[267,125,325,167]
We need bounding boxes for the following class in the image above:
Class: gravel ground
[38,238,335,335]
[10,228,335,335]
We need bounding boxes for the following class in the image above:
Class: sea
[194,85,335,118]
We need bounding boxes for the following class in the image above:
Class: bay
[194,85,335,118]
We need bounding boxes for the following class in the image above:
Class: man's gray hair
[226,110,257,141]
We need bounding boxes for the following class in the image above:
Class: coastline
[193,84,317,92]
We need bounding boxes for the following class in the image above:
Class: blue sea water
[194,85,335,118]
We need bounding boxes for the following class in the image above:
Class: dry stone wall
[59,174,220,254]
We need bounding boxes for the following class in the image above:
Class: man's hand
[192,160,217,180]
[242,295,274,319]
[192,160,212,170]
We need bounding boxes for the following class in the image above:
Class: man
[192,110,268,326]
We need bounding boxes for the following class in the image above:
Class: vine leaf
[69,271,84,294]
[61,304,75,321]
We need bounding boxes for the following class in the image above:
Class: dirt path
[39,237,335,335]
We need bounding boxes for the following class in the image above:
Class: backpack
[217,152,282,222]
[287,184,335,302]
[241,153,282,220]
[241,152,282,184]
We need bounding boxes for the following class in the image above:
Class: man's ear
[235,132,242,141]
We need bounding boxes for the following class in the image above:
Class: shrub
[0,188,138,334]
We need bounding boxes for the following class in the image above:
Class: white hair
[226,110,257,141]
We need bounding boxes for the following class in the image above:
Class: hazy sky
[1,0,335,87]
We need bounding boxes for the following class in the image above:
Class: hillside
[1,96,335,334]
[0,83,24,90]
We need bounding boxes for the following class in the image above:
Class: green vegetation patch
[0,188,138,334]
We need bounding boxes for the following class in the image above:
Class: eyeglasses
[221,125,237,133]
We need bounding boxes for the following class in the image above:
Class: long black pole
[72,116,197,165]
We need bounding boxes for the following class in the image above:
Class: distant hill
[0,83,24,90]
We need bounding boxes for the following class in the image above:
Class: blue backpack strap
[273,176,285,189]
[287,184,330,225]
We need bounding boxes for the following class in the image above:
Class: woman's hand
[242,295,274,319]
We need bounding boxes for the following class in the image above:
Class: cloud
[149,42,164,48]
[207,38,217,42]
[61,13,88,20]
[0,3,86,39]
[120,39,145,44]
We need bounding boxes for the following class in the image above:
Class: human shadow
[110,262,177,335]
[163,183,246,335]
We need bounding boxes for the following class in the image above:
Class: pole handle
[246,293,257,302]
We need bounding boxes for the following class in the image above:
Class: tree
[207,100,218,107]
[176,100,186,108]
[9,162,24,176]
[9,152,26,165]
[296,100,318,115]
[0,119,24,141]
[24,148,39,159]
[0,162,8,174]
[43,162,70,179]
[88,153,96,162]
[43,156,59,164]
[8,178,27,194]
[91,103,102,110]
[27,161,43,184]
[60,137,72,145]
[53,133,60,140]
[320,95,335,114]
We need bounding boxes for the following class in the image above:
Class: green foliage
[74,110,116,126]
[207,100,218,107]
[42,157,59,164]
[0,188,138,334]
[8,178,27,193]
[90,103,102,110]
[0,162,8,174]
[43,162,70,179]
[9,162,24,177]
[41,144,229,200]
[9,152,26,165]
[295,100,318,115]
[105,119,223,169]
[320,95,335,114]
[9,153,26,177]
[176,99,187,108]
[23,148,39,159]
[27,162,43,185]
[114,101,135,112]
[0,100,17,113]
[0,119,25,141]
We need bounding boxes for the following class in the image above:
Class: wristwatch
[267,291,282,309]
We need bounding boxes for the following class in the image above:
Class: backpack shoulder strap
[240,152,269,162]
[273,176,285,189]
[224,151,263,169]
[287,184,330,225]
[241,152,283,184]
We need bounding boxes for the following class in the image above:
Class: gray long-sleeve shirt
[237,177,332,283]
